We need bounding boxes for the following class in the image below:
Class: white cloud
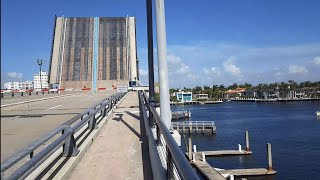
[222,57,241,76]
[314,56,320,65]
[203,67,221,77]
[167,54,191,75]
[288,65,308,74]
[275,72,282,76]
[8,72,23,78]
[165,54,201,87]
[139,68,148,76]
[138,42,320,88]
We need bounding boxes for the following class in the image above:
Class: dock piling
[267,143,273,171]
[202,152,206,162]
[188,137,192,161]
[193,145,197,152]
[196,121,198,133]
[229,174,234,180]
[192,153,196,162]
[183,122,185,132]
[238,144,242,152]
[245,131,250,151]
[202,123,205,133]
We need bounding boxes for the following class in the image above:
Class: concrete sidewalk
[68,92,152,180]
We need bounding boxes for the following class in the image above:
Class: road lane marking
[1,93,80,108]
[46,105,62,110]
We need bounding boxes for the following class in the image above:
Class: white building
[4,81,33,90]
[176,91,193,102]
[33,71,49,89]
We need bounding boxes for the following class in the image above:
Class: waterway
[172,101,320,179]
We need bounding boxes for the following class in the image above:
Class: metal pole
[146,0,155,106]
[37,59,43,90]
[245,130,250,151]
[267,143,273,171]
[155,0,171,129]
[39,64,42,90]
[188,137,192,161]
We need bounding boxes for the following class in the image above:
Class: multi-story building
[224,88,246,99]
[194,94,209,101]
[176,91,193,102]
[49,16,138,90]
[33,71,49,90]
[4,81,33,90]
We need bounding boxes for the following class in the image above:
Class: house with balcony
[194,94,209,101]
[224,88,246,99]
[176,91,192,102]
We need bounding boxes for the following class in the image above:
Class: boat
[316,111,320,117]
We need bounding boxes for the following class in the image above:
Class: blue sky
[2,0,320,88]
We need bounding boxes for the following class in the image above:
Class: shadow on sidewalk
[113,111,153,179]
[125,111,141,121]
[113,113,141,139]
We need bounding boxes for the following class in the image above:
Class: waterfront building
[4,81,34,90]
[194,94,209,101]
[244,89,257,98]
[49,16,138,90]
[239,87,320,99]
[299,87,320,98]
[224,88,246,99]
[176,91,192,102]
[33,71,49,90]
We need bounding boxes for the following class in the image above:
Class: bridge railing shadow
[0,92,126,179]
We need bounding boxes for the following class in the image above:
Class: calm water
[172,101,320,180]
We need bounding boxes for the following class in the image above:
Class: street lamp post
[146,0,155,107]
[37,59,43,90]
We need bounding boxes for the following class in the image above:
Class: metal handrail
[1,92,126,179]
[139,91,200,180]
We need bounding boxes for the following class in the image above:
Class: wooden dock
[170,101,200,105]
[195,150,252,157]
[191,155,225,180]
[171,110,191,120]
[171,121,216,134]
[186,142,276,179]
[218,168,276,176]
[203,100,223,104]
[188,153,276,179]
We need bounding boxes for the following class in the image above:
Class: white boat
[316,111,320,117]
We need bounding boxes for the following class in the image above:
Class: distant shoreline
[168,98,320,106]
[230,98,320,102]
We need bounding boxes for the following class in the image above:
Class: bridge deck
[0,91,114,160]
[68,92,152,179]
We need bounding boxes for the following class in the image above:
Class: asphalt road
[1,91,116,161]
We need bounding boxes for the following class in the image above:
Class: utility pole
[146,0,155,107]
[155,0,171,129]
[37,59,43,90]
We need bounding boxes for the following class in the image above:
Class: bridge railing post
[167,146,174,179]
[88,112,98,130]
[62,128,79,157]
[156,124,161,145]
[102,106,107,118]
